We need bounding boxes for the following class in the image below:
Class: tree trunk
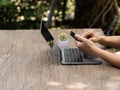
[74,0,118,35]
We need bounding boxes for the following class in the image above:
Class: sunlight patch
[66,82,87,89]
[47,81,62,86]
[106,82,120,90]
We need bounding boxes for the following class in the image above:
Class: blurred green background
[0,0,120,35]
[0,0,51,29]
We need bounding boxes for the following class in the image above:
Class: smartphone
[70,31,82,42]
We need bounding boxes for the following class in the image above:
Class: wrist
[90,45,100,55]
[92,46,103,56]
[97,36,105,43]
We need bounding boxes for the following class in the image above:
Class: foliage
[0,0,19,29]
[0,0,51,29]
[0,0,120,35]
[73,0,119,35]
[16,0,51,29]
[59,32,67,41]
[54,0,75,28]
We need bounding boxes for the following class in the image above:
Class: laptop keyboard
[63,48,83,62]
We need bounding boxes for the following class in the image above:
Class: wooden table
[0,29,120,90]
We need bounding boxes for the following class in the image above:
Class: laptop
[40,21,102,65]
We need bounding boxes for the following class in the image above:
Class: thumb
[75,40,82,47]
[89,37,97,42]
[75,34,90,44]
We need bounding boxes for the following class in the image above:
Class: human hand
[83,31,99,43]
[75,34,98,55]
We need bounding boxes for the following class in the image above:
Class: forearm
[98,36,120,49]
[94,47,120,68]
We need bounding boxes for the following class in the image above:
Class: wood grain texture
[0,29,119,90]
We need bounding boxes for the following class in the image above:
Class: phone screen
[70,31,82,42]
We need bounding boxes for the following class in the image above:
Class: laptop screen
[40,21,54,42]
[40,21,60,56]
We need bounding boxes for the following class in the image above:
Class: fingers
[89,37,97,42]
[75,41,82,47]
[75,34,90,45]
[83,31,94,39]
[83,31,98,42]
